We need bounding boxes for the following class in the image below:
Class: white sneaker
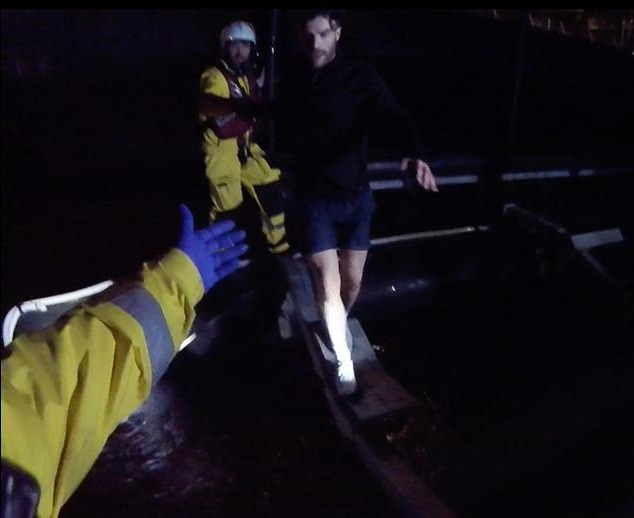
[335,358,357,396]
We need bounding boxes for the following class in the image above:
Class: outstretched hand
[400,158,439,192]
[176,204,248,292]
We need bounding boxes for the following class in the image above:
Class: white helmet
[220,20,257,47]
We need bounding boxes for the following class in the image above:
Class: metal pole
[479,17,528,224]
[509,18,528,154]
[266,9,279,157]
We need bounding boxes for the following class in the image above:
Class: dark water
[354,231,634,517]
[4,168,633,517]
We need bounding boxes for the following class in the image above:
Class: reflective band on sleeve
[110,288,175,384]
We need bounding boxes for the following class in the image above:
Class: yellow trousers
[204,139,289,254]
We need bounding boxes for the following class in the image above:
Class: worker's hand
[400,158,439,192]
[177,204,248,292]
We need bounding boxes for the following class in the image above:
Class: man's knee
[342,272,363,295]
[307,252,341,299]
[340,259,365,291]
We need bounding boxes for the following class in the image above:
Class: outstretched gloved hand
[176,204,248,292]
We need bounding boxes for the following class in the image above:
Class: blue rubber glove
[176,204,248,292]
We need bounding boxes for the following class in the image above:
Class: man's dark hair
[292,9,346,28]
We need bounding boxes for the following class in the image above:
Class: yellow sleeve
[200,66,230,98]
[1,248,203,518]
[199,66,233,123]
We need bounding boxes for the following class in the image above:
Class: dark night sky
[3,9,632,160]
[2,9,633,312]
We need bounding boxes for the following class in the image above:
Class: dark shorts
[294,187,376,254]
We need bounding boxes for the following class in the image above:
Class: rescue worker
[1,204,248,518]
[198,20,290,256]
[284,11,439,396]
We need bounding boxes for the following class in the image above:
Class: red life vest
[208,62,261,140]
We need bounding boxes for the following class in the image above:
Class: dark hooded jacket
[282,50,426,199]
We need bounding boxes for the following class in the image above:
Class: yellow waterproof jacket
[199,61,265,159]
[1,249,203,518]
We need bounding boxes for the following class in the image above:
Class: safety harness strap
[208,61,260,142]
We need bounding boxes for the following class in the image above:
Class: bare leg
[338,249,369,314]
[306,249,356,395]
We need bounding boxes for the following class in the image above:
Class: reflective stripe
[110,287,174,384]
[263,222,286,232]
[270,241,291,253]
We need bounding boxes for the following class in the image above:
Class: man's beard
[312,50,330,67]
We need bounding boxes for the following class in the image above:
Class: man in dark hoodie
[284,10,439,396]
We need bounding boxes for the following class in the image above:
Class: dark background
[2,9,633,517]
[2,8,633,315]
